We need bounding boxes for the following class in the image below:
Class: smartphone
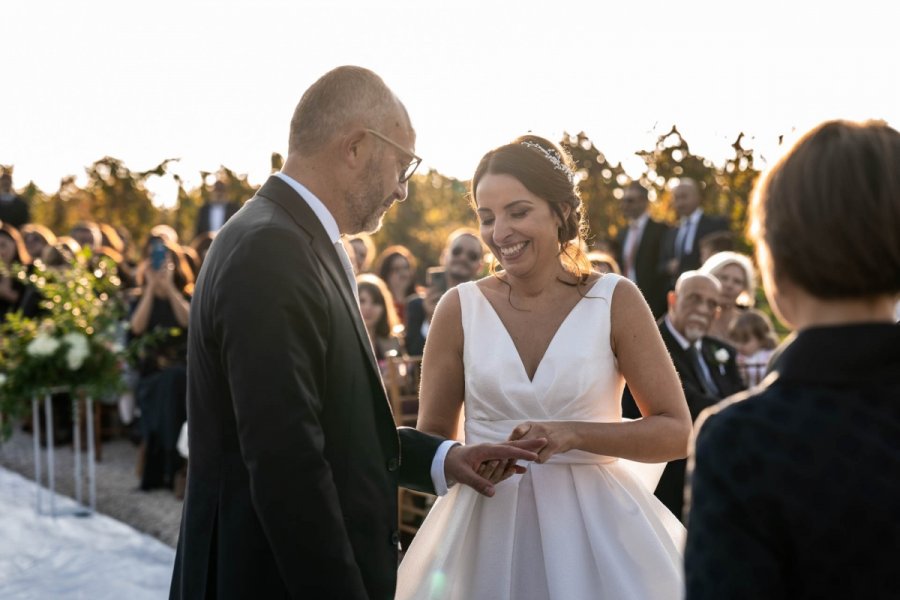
[150,239,167,271]
[426,266,448,294]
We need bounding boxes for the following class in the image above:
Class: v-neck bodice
[458,275,625,441]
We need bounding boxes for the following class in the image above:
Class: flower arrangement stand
[31,388,96,517]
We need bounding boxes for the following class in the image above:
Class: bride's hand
[508,422,578,463]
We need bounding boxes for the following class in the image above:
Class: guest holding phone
[405,228,485,356]
[130,236,193,491]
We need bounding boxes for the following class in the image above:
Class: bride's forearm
[568,415,690,463]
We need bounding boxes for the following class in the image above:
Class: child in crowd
[726,308,779,387]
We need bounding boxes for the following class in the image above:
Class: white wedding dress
[396,275,685,600]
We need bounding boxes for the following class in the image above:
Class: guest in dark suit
[685,119,900,599]
[405,228,484,356]
[624,271,744,521]
[0,171,29,228]
[614,182,671,318]
[194,180,240,237]
[660,178,729,285]
[169,66,539,600]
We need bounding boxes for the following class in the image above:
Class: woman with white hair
[699,251,756,342]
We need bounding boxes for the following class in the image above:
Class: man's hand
[444,439,544,497]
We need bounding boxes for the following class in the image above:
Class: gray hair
[674,270,721,293]
[288,66,403,155]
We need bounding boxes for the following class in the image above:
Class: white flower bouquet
[0,253,127,438]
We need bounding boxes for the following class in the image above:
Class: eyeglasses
[365,128,422,183]
[451,246,482,262]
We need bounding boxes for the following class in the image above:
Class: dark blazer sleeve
[398,427,444,493]
[217,229,368,599]
[685,407,785,599]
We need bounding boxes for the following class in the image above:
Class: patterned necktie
[687,344,720,397]
[334,241,359,304]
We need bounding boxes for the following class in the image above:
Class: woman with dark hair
[375,244,418,322]
[130,235,193,492]
[0,223,39,319]
[685,120,900,599]
[356,273,403,362]
[398,135,690,599]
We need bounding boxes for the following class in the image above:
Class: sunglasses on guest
[451,246,482,262]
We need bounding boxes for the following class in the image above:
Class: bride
[396,135,690,600]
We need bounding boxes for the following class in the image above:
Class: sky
[4,0,898,207]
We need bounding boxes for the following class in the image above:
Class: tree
[373,169,475,281]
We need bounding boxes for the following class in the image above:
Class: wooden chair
[384,355,437,542]
[384,355,422,428]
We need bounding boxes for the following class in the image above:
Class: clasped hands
[443,421,576,497]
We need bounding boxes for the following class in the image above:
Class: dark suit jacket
[623,317,745,521]
[0,195,29,228]
[659,212,729,281]
[614,217,671,318]
[195,201,241,237]
[685,323,900,599]
[170,176,443,600]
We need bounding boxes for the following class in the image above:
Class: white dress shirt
[674,207,703,257]
[274,172,457,495]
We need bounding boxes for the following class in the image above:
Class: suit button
[390,531,401,547]
[387,458,399,472]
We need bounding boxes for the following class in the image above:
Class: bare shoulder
[609,275,645,311]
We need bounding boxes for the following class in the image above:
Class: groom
[169,66,540,600]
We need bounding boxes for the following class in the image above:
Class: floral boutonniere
[713,347,730,375]
[714,348,730,364]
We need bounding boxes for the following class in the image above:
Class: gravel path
[0,427,183,548]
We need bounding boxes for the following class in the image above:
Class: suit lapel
[255,176,383,382]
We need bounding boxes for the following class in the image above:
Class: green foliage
[0,253,127,436]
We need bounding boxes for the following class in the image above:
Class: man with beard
[404,228,485,356]
[169,66,540,600]
[624,271,744,521]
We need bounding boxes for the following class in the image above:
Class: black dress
[131,295,188,490]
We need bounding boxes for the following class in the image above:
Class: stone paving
[0,427,183,548]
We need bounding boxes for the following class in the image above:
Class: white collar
[664,315,702,352]
[685,207,703,225]
[274,172,341,244]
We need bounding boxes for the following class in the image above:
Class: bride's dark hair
[470,135,591,282]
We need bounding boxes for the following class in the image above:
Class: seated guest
[69,221,103,253]
[348,232,376,274]
[375,244,419,323]
[41,237,82,270]
[587,250,621,275]
[21,224,57,264]
[357,273,403,363]
[130,236,192,491]
[623,270,745,521]
[405,228,485,356]
[0,223,40,319]
[685,120,900,599]
[697,230,735,266]
[699,251,756,342]
[726,308,779,387]
[189,232,216,271]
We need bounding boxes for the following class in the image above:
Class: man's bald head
[288,66,409,157]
